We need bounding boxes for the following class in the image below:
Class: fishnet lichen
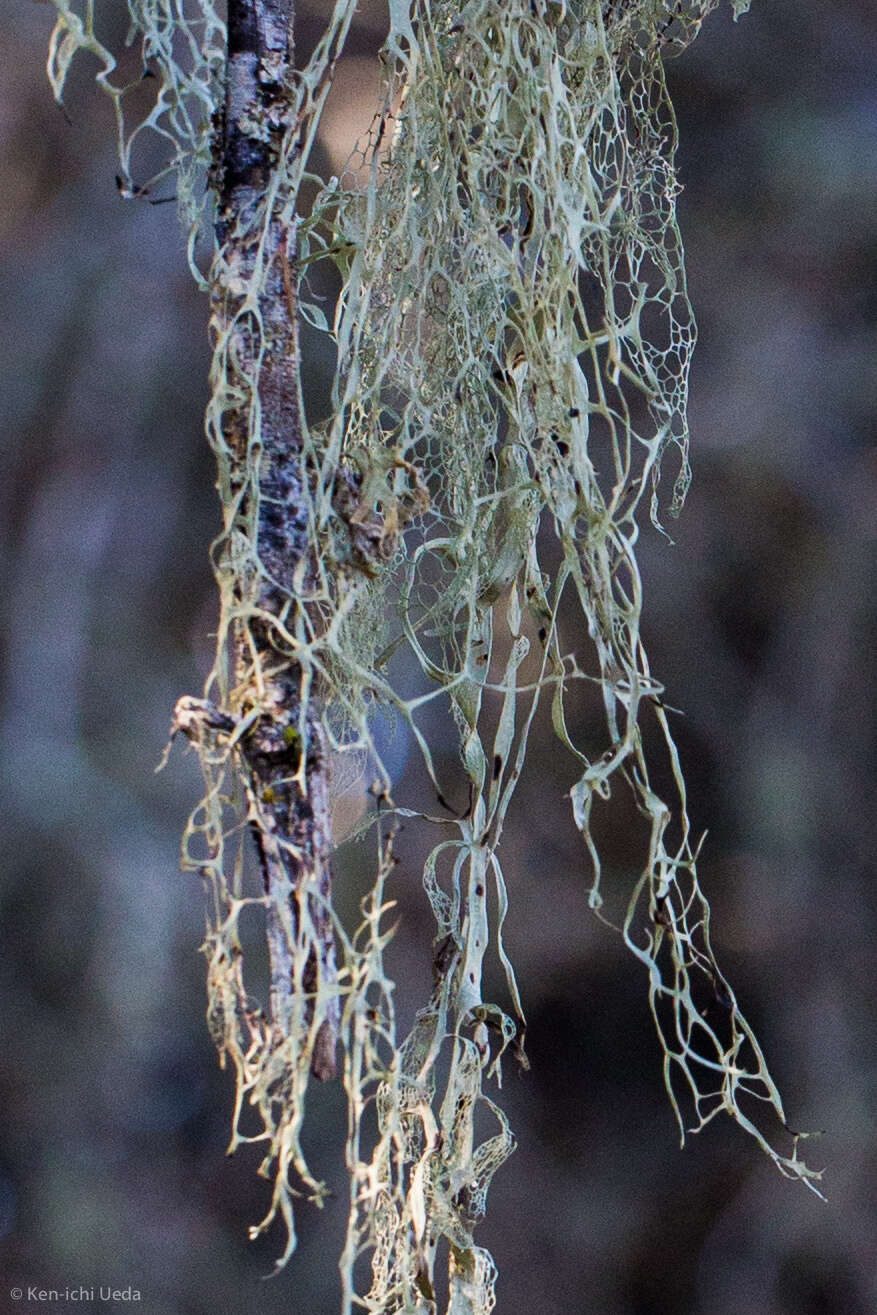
[48,0,822,1309]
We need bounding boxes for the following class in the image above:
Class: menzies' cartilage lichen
[48,1,822,1309]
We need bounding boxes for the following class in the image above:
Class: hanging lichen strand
[47,0,822,1310]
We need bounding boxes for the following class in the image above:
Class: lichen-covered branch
[211,0,339,1083]
[46,0,822,1307]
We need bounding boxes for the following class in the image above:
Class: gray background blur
[1,2,875,1312]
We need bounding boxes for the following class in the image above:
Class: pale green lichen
[48,1,820,1310]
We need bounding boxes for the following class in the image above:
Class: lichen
[49,1,821,1310]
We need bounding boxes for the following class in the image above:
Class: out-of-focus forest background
[1,3,875,1312]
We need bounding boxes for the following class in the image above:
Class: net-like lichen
[47,1,822,1310]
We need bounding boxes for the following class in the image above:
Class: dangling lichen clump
[47,1,822,1311]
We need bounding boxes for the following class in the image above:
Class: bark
[212,0,338,1081]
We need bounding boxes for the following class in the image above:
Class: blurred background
[1,2,875,1312]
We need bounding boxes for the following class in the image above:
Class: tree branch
[213,0,338,1081]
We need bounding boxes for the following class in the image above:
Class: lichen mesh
[48,0,822,1309]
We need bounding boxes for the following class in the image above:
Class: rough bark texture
[214,0,338,1081]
